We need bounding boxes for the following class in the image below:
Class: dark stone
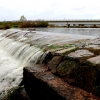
[48,56,63,73]
[23,64,100,100]
[23,65,65,100]
[56,60,77,76]
[42,51,53,64]
[75,65,97,93]
[54,58,100,96]
[3,86,30,100]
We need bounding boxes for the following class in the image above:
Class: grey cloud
[0,0,100,21]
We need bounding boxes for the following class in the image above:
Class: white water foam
[0,29,44,99]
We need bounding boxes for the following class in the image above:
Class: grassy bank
[0,20,49,29]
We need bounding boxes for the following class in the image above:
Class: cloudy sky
[0,0,100,21]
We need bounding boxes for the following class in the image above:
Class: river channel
[33,28,100,37]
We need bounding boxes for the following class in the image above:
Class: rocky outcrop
[23,38,100,100]
[23,64,100,100]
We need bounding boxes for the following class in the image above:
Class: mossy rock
[56,60,77,76]
[3,86,23,100]
[43,44,73,52]
[48,56,63,71]
[2,86,30,100]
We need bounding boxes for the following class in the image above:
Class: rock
[48,56,63,73]
[85,45,100,55]
[87,55,100,97]
[74,65,97,93]
[23,64,100,100]
[56,60,77,85]
[55,59,97,93]
[68,49,94,58]
[3,86,30,100]
[68,49,94,63]
[56,60,77,77]
[55,47,76,55]
[87,55,100,68]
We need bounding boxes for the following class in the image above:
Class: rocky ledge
[23,38,100,100]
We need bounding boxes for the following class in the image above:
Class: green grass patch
[43,44,74,52]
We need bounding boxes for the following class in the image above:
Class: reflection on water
[34,28,100,37]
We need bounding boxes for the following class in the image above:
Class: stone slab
[23,64,100,100]
[68,49,94,58]
[55,47,76,55]
[87,55,100,66]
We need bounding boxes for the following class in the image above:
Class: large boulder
[23,64,100,100]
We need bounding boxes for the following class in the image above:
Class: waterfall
[0,29,45,99]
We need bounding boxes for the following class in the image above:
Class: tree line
[0,20,49,29]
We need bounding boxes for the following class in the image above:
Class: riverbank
[0,21,48,29]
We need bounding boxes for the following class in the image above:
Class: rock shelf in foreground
[23,65,100,100]
[23,38,100,100]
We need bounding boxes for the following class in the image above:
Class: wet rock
[56,60,77,85]
[48,56,63,73]
[68,49,94,63]
[56,60,76,76]
[3,86,30,100]
[85,45,100,55]
[42,51,53,64]
[23,64,100,100]
[87,55,100,97]
[85,45,100,49]
[74,65,97,93]
[55,59,97,93]
[92,39,100,45]
[87,55,100,69]
[55,47,76,55]
[68,49,94,58]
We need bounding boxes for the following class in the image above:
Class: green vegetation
[43,44,74,52]
[0,20,49,29]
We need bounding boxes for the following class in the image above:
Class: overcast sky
[0,0,100,21]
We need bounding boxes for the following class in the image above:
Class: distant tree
[20,15,27,22]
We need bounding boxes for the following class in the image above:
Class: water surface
[34,28,100,37]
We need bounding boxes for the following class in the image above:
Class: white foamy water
[0,29,97,99]
[0,29,44,99]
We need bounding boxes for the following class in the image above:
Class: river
[33,28,100,37]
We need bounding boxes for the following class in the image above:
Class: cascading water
[0,29,45,99]
[0,29,96,99]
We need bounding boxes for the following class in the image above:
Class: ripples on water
[34,28,100,37]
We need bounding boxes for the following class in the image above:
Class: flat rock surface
[68,49,94,58]
[55,47,76,54]
[87,55,100,65]
[85,45,100,49]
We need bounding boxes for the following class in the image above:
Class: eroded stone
[87,55,100,66]
[56,60,77,77]
[85,45,100,55]
[55,47,76,55]
[68,49,94,58]
[48,56,63,73]
[23,65,100,100]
